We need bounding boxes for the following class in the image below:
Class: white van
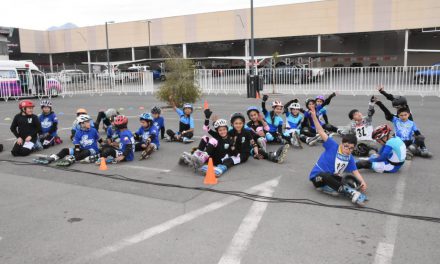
[0,60,62,99]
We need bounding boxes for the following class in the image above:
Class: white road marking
[121,165,171,173]
[76,177,281,263]
[218,177,280,264]
[373,161,411,264]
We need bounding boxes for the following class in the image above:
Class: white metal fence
[0,71,154,101]
[2,66,440,101]
[195,66,440,97]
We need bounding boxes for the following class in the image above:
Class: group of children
[8,99,169,166]
[4,86,433,206]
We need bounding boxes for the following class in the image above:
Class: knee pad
[266,133,274,142]
[208,137,218,147]
[101,147,114,158]
[414,135,425,146]
[166,129,175,138]
[356,159,372,169]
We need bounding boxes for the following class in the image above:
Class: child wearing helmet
[95,108,119,132]
[38,100,61,149]
[246,106,270,152]
[283,99,303,148]
[71,108,95,141]
[356,124,407,173]
[99,115,135,163]
[179,108,235,177]
[339,96,380,157]
[10,100,41,156]
[308,105,368,206]
[377,85,413,120]
[135,113,160,160]
[261,94,287,144]
[151,106,165,139]
[301,95,339,146]
[35,115,102,166]
[166,96,194,143]
[374,97,432,159]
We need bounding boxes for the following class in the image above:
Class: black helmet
[305,98,316,109]
[230,112,245,124]
[151,106,162,114]
[342,175,362,190]
[392,96,407,108]
[348,109,360,120]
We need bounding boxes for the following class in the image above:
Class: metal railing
[195,66,440,96]
[0,71,154,101]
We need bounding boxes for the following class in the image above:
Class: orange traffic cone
[204,158,218,185]
[204,100,209,110]
[99,157,108,171]
[255,91,260,99]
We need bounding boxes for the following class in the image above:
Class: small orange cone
[256,91,260,99]
[99,157,108,171]
[203,100,209,110]
[204,158,218,185]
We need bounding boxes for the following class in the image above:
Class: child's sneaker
[55,155,75,167]
[80,155,99,164]
[420,147,433,158]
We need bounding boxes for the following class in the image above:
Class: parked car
[294,64,323,81]
[0,61,62,99]
[414,63,440,84]
[350,62,364,68]
[58,69,88,83]
[262,66,311,84]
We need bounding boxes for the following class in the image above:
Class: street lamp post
[250,0,255,75]
[105,21,114,88]
[147,20,152,59]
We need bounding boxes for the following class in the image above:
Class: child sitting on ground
[10,100,41,157]
[151,106,165,139]
[135,113,160,160]
[38,100,62,149]
[166,96,194,143]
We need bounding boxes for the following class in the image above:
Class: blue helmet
[183,103,193,110]
[246,106,259,117]
[139,113,153,122]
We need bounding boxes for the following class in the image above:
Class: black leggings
[311,172,343,192]
[166,129,194,139]
[11,142,33,157]
[57,148,91,161]
[95,111,111,130]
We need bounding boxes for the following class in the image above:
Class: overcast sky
[1,0,320,30]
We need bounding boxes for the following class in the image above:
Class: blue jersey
[176,108,194,132]
[318,106,327,123]
[263,111,283,133]
[117,129,135,161]
[73,128,100,153]
[392,117,418,141]
[136,125,160,149]
[309,138,357,180]
[39,112,58,137]
[370,137,406,164]
[304,109,324,130]
[285,112,303,130]
[106,126,119,141]
[153,116,165,130]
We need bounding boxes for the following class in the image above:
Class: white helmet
[213,119,228,130]
[272,100,283,108]
[288,103,301,110]
[76,114,92,124]
[105,108,118,119]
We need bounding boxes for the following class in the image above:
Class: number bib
[334,152,350,175]
[355,124,373,141]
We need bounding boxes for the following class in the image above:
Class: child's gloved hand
[370,96,378,103]
[204,109,212,119]
[262,94,268,102]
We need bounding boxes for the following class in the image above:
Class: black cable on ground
[1,158,439,224]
